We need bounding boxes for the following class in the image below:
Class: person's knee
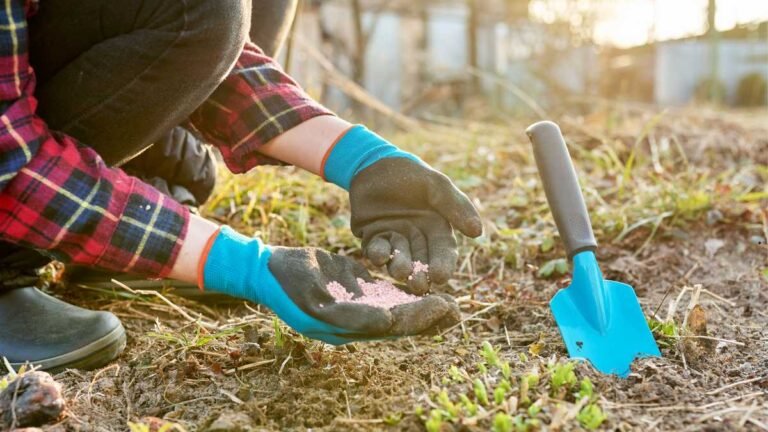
[184,0,251,76]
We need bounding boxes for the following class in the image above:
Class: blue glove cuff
[201,226,359,345]
[323,125,422,190]
[202,226,271,302]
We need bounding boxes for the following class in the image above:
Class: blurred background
[277,0,768,123]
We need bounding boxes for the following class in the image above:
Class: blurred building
[285,1,767,114]
[603,22,768,106]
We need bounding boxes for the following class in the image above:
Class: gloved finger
[427,172,483,238]
[406,228,430,295]
[388,294,461,335]
[312,302,393,335]
[425,223,458,286]
[387,233,413,281]
[365,234,392,267]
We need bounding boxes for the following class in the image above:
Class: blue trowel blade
[550,251,661,377]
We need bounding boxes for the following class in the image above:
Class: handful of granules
[325,278,422,309]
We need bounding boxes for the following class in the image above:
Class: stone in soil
[326,278,422,309]
[0,371,65,429]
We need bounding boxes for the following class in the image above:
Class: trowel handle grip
[526,121,597,259]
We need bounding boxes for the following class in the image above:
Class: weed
[537,258,569,278]
[493,412,514,432]
[548,361,577,396]
[449,365,465,383]
[147,326,240,351]
[648,318,679,348]
[383,412,402,425]
[273,317,285,349]
[425,409,445,432]
[578,377,595,400]
[474,378,490,406]
[577,403,608,429]
[481,340,501,368]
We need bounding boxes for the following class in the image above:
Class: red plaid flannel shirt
[0,0,331,276]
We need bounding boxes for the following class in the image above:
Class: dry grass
[8,103,767,431]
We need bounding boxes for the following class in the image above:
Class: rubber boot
[0,287,126,373]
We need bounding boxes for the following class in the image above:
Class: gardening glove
[323,125,483,294]
[200,226,461,345]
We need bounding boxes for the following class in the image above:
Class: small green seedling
[437,389,460,419]
[474,378,489,406]
[527,400,542,417]
[514,415,541,432]
[578,377,594,400]
[425,410,445,432]
[481,341,501,368]
[459,394,479,416]
[577,403,607,429]
[273,317,285,348]
[549,362,577,395]
[492,412,514,432]
[449,365,465,383]
[494,384,508,405]
[383,412,402,425]
[537,258,568,278]
[648,318,678,347]
[519,370,540,406]
[501,361,512,379]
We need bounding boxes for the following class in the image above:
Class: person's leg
[28,0,251,165]
[123,127,218,207]
[1,0,251,372]
[119,0,299,210]
[250,0,298,58]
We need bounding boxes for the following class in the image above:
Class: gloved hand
[200,227,460,344]
[324,125,483,294]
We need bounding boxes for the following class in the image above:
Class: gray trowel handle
[526,121,597,259]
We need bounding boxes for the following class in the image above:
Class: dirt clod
[203,411,257,432]
[0,371,65,429]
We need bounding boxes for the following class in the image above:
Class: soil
[8,107,768,431]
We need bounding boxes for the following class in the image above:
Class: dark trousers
[0,0,298,287]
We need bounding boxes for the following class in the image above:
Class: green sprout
[549,362,577,395]
[437,389,459,419]
[273,317,285,348]
[537,258,569,278]
[501,361,512,379]
[383,412,402,425]
[578,377,595,400]
[481,341,501,368]
[527,400,542,417]
[492,412,514,432]
[494,384,508,405]
[474,378,490,406]
[449,365,465,383]
[577,403,607,429]
[648,318,679,347]
[459,394,479,416]
[425,410,445,432]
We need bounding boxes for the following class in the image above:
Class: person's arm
[0,1,190,277]
[186,42,482,294]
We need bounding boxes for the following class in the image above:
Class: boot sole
[9,325,126,374]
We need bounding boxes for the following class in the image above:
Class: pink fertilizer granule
[408,260,429,280]
[326,278,422,309]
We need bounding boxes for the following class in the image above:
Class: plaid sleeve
[189,41,333,174]
[0,0,189,277]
